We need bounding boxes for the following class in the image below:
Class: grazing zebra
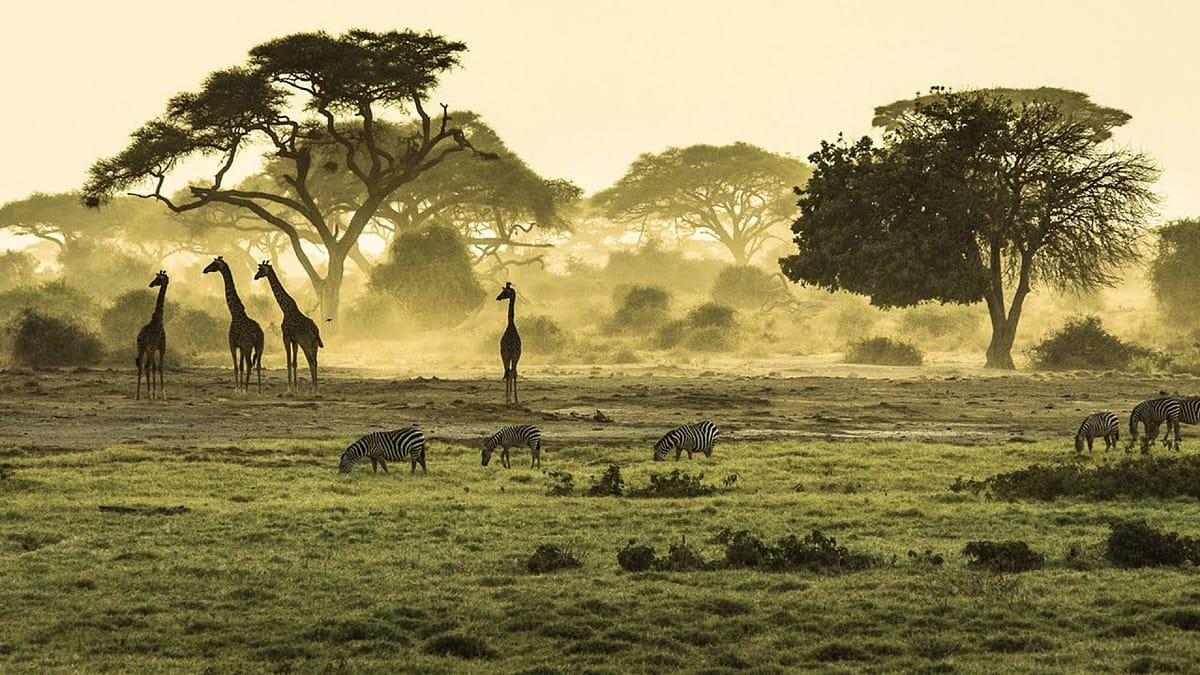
[1128,397,1181,453]
[653,421,718,461]
[482,424,542,469]
[1074,412,1120,453]
[339,428,427,474]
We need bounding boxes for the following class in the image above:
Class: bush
[845,336,924,366]
[617,541,658,572]
[604,285,672,335]
[1105,519,1200,568]
[101,289,157,350]
[718,529,876,572]
[546,471,574,497]
[369,225,486,328]
[711,265,785,311]
[0,250,38,292]
[627,470,717,498]
[526,544,582,574]
[518,315,570,354]
[655,302,739,351]
[952,456,1200,502]
[1030,315,1159,371]
[0,280,100,329]
[615,538,709,573]
[963,540,1045,573]
[165,307,226,356]
[8,309,103,366]
[585,464,624,497]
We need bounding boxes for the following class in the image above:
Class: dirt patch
[0,363,1189,452]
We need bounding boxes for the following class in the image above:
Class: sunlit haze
[2,0,1197,218]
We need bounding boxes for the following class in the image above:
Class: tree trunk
[319,253,346,323]
[984,324,1017,369]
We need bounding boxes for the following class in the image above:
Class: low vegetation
[845,336,924,366]
[4,434,1200,671]
[1030,315,1161,371]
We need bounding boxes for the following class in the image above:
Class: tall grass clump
[845,336,923,366]
[1105,520,1200,568]
[951,456,1200,501]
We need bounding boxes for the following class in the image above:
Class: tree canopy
[1148,218,1200,327]
[593,143,810,266]
[781,87,1159,369]
[82,28,492,320]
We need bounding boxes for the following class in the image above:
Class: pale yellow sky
[2,0,1197,218]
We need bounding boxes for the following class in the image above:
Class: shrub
[546,471,574,497]
[617,541,658,572]
[1030,315,1159,371]
[845,336,923,366]
[627,470,716,498]
[585,464,624,497]
[604,285,672,335]
[165,307,226,356]
[953,456,1200,502]
[1105,519,1200,568]
[963,540,1045,573]
[719,529,876,572]
[526,544,582,574]
[8,309,103,366]
[0,250,38,292]
[101,289,157,349]
[711,265,785,311]
[520,315,570,354]
[0,280,100,328]
[369,225,486,328]
[656,302,739,351]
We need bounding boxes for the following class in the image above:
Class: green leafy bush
[963,540,1045,573]
[615,538,709,573]
[526,544,582,574]
[520,315,570,354]
[370,225,486,328]
[656,302,738,351]
[165,307,226,356]
[8,309,103,366]
[845,336,923,366]
[1105,520,1200,568]
[546,471,574,496]
[1030,315,1159,371]
[617,541,658,572]
[101,289,156,350]
[717,529,876,572]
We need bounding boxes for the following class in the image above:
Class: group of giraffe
[135,258,526,404]
[135,257,324,400]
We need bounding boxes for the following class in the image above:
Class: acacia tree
[781,88,1159,369]
[82,29,491,320]
[1149,218,1200,327]
[593,143,811,266]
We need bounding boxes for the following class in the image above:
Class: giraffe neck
[265,268,299,316]
[151,282,168,324]
[218,265,247,317]
[507,295,516,327]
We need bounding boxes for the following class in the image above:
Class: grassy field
[3,424,1200,673]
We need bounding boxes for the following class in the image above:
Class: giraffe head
[254,260,272,281]
[149,270,169,288]
[202,256,227,274]
[496,281,516,302]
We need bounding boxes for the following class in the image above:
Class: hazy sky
[2,0,1197,219]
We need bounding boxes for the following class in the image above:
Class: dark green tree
[594,143,811,265]
[781,88,1158,369]
[83,29,491,320]
[1149,218,1200,326]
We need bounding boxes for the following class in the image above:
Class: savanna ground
[2,356,1199,673]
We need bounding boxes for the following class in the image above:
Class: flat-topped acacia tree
[82,29,492,321]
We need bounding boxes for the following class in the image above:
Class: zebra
[338,428,427,474]
[481,424,542,469]
[1128,397,1181,453]
[1074,412,1119,453]
[653,421,718,461]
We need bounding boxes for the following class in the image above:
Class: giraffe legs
[300,343,319,396]
[155,348,165,400]
[503,359,520,405]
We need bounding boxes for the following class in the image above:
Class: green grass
[2,438,1199,673]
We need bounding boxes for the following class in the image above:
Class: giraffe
[135,270,169,400]
[254,260,324,395]
[202,256,264,393]
[497,282,522,404]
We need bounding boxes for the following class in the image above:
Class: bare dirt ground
[1,356,1193,454]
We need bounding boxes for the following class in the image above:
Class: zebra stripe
[339,428,427,474]
[1074,412,1119,453]
[1176,397,1200,425]
[482,424,542,469]
[1128,397,1181,452]
[653,421,718,461]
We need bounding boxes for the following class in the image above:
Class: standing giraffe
[254,261,324,395]
[497,282,522,404]
[203,256,264,393]
[135,270,169,400]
